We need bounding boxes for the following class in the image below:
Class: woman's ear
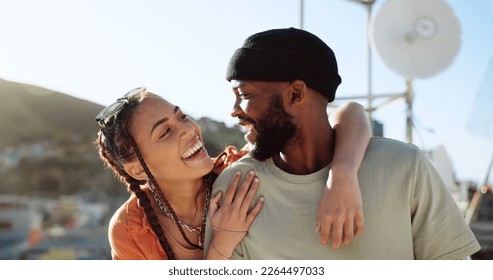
[124,161,148,181]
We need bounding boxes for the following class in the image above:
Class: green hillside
[0,78,104,147]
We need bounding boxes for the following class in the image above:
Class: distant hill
[0,78,104,147]
[0,78,246,154]
[197,117,247,156]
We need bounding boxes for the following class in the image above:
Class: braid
[127,182,175,259]
[97,132,135,190]
[97,130,175,259]
[127,134,203,250]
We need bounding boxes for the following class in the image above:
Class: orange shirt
[108,188,168,260]
[108,146,249,260]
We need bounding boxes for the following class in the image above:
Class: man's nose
[231,100,244,118]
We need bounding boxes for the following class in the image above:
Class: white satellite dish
[334,0,461,143]
[369,0,461,79]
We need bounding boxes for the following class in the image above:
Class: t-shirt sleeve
[411,151,481,259]
[231,243,245,260]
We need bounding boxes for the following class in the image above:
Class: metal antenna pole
[466,152,493,224]
[347,0,377,129]
[300,0,304,29]
[366,1,374,127]
[406,78,414,143]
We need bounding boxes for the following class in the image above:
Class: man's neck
[272,123,334,175]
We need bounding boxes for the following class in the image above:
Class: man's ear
[124,161,148,181]
[289,80,306,105]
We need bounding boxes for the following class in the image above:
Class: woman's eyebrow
[150,117,169,136]
[150,106,181,136]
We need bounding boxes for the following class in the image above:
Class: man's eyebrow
[150,106,180,136]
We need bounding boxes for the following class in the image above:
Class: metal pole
[367,2,373,129]
[465,152,493,224]
[300,0,304,29]
[406,79,414,143]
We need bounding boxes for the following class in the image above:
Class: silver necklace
[149,185,210,233]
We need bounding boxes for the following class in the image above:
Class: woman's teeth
[182,141,203,159]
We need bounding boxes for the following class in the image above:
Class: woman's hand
[316,165,364,249]
[207,170,264,259]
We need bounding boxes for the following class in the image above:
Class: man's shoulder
[362,137,424,170]
[213,153,266,189]
[367,137,421,157]
[222,153,263,172]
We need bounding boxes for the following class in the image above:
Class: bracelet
[212,226,248,234]
[210,242,231,260]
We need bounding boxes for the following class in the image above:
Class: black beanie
[226,27,341,102]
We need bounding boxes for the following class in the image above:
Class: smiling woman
[95,87,263,260]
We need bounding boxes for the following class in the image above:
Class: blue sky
[0,0,492,183]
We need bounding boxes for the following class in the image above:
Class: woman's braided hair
[95,91,181,258]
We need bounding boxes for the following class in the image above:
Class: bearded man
[205,27,480,260]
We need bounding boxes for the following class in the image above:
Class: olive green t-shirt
[205,137,480,259]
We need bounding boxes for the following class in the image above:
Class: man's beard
[251,95,297,161]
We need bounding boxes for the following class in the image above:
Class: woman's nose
[179,122,196,140]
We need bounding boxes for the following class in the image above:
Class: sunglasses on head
[95,87,147,166]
